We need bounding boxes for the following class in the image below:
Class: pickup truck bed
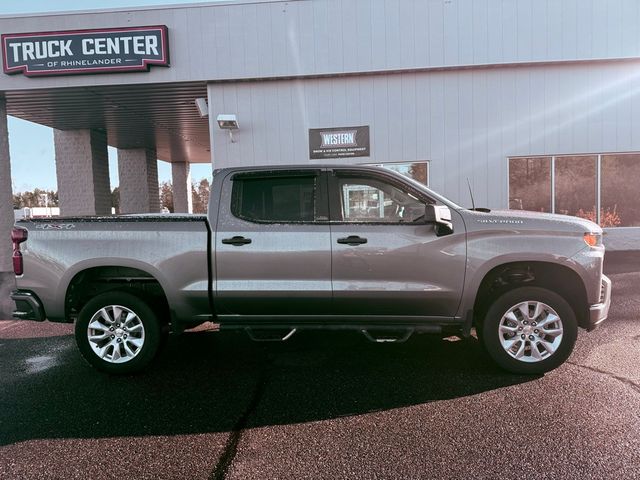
[12,215,211,326]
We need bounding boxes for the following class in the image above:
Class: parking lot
[1,265,639,480]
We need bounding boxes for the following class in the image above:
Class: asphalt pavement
[1,267,639,479]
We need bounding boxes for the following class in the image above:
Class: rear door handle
[337,235,368,246]
[221,236,252,246]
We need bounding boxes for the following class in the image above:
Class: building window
[554,155,597,219]
[509,153,640,227]
[601,154,640,227]
[364,161,429,186]
[508,157,552,212]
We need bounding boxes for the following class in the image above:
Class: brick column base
[55,129,111,216]
[118,148,160,214]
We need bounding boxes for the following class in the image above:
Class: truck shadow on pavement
[0,330,535,446]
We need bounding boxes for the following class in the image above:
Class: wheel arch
[64,262,172,326]
[468,259,590,331]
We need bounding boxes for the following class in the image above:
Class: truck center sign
[1,25,169,76]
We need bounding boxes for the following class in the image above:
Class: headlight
[583,232,602,247]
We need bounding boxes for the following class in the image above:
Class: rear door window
[231,174,318,223]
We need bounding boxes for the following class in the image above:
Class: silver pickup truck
[9,165,611,375]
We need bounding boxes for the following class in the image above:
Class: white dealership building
[1,0,640,279]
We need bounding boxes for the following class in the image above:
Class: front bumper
[11,290,46,321]
[587,275,611,331]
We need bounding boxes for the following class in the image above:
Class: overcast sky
[2,0,219,192]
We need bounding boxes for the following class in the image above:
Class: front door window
[337,178,426,223]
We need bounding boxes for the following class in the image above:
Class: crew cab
[9,165,611,374]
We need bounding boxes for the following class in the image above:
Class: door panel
[215,171,332,316]
[329,171,466,317]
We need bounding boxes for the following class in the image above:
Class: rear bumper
[587,275,611,331]
[11,290,46,321]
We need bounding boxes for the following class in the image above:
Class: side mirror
[425,205,454,236]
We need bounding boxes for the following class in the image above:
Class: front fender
[457,231,592,324]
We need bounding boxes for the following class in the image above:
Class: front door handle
[221,236,252,246]
[337,235,368,246]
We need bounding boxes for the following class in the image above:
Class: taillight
[11,227,28,276]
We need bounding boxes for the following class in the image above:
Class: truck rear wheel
[75,292,162,374]
[482,287,577,374]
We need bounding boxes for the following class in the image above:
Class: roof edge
[0,0,303,20]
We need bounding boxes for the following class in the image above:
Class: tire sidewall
[482,287,578,375]
[75,291,161,374]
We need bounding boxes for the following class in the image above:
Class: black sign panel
[309,125,370,159]
[2,26,169,77]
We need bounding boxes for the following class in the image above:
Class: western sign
[309,125,370,159]
[2,26,169,76]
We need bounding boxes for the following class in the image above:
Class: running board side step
[361,328,414,343]
[245,327,297,342]
[359,325,442,343]
[231,324,444,342]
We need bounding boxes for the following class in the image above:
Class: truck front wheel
[75,292,162,374]
[482,287,578,375]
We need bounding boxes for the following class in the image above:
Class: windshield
[387,169,464,211]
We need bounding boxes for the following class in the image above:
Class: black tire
[158,322,170,352]
[75,291,162,374]
[481,287,577,375]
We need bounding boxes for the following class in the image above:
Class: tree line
[13,178,211,214]
[13,189,58,209]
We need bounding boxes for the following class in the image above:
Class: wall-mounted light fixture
[195,98,208,117]
[217,114,239,143]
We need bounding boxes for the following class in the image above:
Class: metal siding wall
[427,0,445,66]
[427,75,446,193]
[387,76,403,162]
[442,74,460,202]
[208,61,640,208]
[485,70,503,208]
[458,73,474,203]
[530,0,546,61]
[3,0,640,90]
[470,71,488,206]
[620,0,639,57]
[529,68,546,155]
[443,0,459,66]
[401,74,417,163]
